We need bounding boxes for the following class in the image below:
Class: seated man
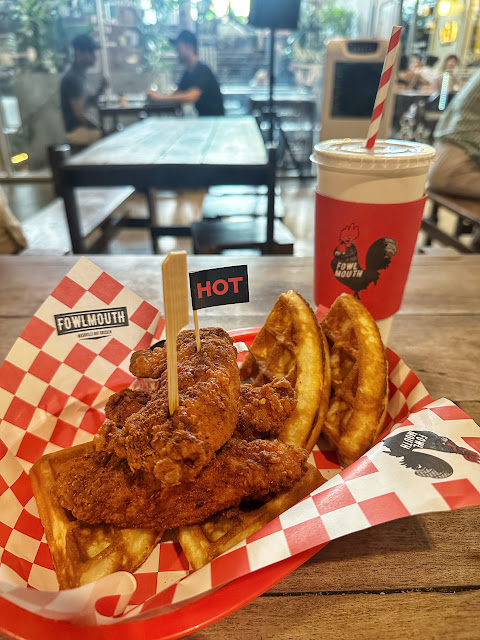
[428,70,480,199]
[60,34,107,146]
[147,30,224,117]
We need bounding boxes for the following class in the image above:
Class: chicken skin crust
[129,327,233,379]
[55,439,308,529]
[104,388,153,428]
[95,328,240,486]
[234,378,297,441]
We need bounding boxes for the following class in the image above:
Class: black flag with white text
[189,265,249,310]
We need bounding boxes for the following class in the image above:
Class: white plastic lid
[311,138,436,171]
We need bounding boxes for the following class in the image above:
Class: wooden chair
[422,190,480,254]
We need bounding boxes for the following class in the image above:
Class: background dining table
[97,99,182,136]
[0,253,479,640]
[58,116,278,255]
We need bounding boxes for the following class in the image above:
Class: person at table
[146,30,224,116]
[60,34,107,146]
[421,55,439,85]
[398,57,431,91]
[431,55,462,93]
[428,70,480,199]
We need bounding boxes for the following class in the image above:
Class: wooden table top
[0,254,479,640]
[64,116,268,169]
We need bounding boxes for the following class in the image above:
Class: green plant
[13,0,69,72]
[294,0,355,64]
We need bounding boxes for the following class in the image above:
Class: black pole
[268,28,275,143]
[265,143,276,253]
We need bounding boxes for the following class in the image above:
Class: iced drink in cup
[311,138,435,343]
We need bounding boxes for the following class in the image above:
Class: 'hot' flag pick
[189,265,249,310]
[189,265,249,349]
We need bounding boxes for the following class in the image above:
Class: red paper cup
[311,139,435,342]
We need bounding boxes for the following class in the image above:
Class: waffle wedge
[321,293,388,466]
[239,290,331,452]
[30,442,164,590]
[178,463,325,570]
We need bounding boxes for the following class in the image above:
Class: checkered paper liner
[0,257,479,626]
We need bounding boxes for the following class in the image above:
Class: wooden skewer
[162,251,189,416]
[193,309,201,352]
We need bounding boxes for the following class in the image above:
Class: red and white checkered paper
[0,257,479,625]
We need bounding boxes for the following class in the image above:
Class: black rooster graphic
[331,224,398,299]
[383,430,480,479]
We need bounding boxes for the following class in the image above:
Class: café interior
[0,2,480,639]
[1,0,479,256]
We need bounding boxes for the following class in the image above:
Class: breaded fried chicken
[235,378,297,441]
[105,388,152,428]
[95,328,240,486]
[129,327,232,379]
[55,439,308,529]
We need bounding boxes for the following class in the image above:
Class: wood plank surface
[0,254,478,640]
[64,117,268,168]
[267,507,480,593]
[1,255,479,317]
[389,316,480,401]
[189,590,479,640]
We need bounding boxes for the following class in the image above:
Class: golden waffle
[178,463,325,570]
[30,442,164,590]
[239,291,331,452]
[320,293,388,466]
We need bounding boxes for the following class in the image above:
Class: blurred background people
[147,30,224,116]
[431,55,462,94]
[420,55,439,85]
[60,34,107,146]
[397,57,431,91]
[428,70,480,199]
[0,187,27,254]
[396,54,411,90]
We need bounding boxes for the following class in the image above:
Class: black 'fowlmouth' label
[54,307,129,336]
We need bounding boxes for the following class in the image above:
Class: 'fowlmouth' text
[54,307,129,336]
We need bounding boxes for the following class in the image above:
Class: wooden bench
[21,145,135,254]
[22,187,135,255]
[191,218,294,255]
[202,185,284,220]
[202,192,284,220]
[422,190,480,253]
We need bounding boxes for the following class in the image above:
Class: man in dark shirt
[60,34,107,146]
[147,30,224,116]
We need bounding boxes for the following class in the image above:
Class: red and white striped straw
[366,25,402,149]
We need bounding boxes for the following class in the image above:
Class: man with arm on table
[147,30,224,117]
[60,34,107,146]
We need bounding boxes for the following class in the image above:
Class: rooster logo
[383,430,480,479]
[331,224,398,299]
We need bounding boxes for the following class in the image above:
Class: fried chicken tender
[55,439,308,529]
[95,328,240,486]
[235,378,297,441]
[105,389,152,428]
[129,327,232,379]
